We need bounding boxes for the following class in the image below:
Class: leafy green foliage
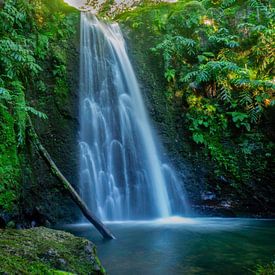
[121,0,275,188]
[0,0,78,213]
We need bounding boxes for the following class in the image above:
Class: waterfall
[79,12,188,221]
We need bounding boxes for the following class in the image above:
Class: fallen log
[27,116,115,240]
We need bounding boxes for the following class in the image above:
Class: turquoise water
[63,218,275,274]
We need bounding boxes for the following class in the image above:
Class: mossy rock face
[0,0,81,224]
[0,227,105,274]
[19,2,81,225]
[0,107,21,213]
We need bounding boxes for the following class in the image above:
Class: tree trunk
[27,116,115,240]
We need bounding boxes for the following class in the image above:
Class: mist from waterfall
[79,12,188,221]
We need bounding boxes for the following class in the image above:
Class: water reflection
[62,218,275,275]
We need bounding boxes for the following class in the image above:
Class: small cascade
[79,12,188,221]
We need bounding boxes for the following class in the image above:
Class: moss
[20,7,81,224]
[99,0,115,17]
[0,107,21,213]
[114,0,191,21]
[184,0,205,11]
[50,12,80,107]
[0,227,105,274]
[42,0,79,14]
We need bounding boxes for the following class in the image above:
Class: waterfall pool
[61,217,275,274]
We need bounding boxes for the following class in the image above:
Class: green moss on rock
[0,107,21,213]
[0,227,105,274]
[0,0,81,224]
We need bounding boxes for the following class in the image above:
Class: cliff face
[23,25,80,225]
[0,0,81,227]
[21,8,81,226]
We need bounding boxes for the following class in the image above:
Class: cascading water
[79,12,188,221]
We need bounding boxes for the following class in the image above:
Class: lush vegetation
[1,0,273,218]
[0,0,274,273]
[0,0,78,214]
[0,227,105,274]
[117,0,274,199]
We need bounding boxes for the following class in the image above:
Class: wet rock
[31,220,36,228]
[85,242,94,255]
[201,191,216,201]
[58,258,67,267]
[0,216,5,229]
[0,227,105,274]
[220,200,233,209]
[6,221,16,229]
[219,176,230,184]
[192,204,236,217]
[45,248,59,258]
[0,213,12,228]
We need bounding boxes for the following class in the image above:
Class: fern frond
[24,106,48,120]
[219,86,232,103]
[239,91,253,106]
[181,71,199,83]
[0,87,12,102]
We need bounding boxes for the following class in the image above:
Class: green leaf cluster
[120,0,275,187]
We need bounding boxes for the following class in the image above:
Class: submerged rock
[0,227,105,274]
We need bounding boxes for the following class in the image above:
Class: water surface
[63,217,275,274]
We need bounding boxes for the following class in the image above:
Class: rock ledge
[0,227,105,274]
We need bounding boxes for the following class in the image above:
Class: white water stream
[79,13,188,220]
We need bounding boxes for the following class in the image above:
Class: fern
[221,0,237,8]
[0,87,12,102]
[249,0,273,18]
[219,86,232,103]
[181,71,199,83]
[196,70,211,83]
[209,29,240,49]
[248,104,262,123]
[24,106,48,120]
[239,90,253,106]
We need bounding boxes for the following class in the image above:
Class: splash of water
[79,13,188,221]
